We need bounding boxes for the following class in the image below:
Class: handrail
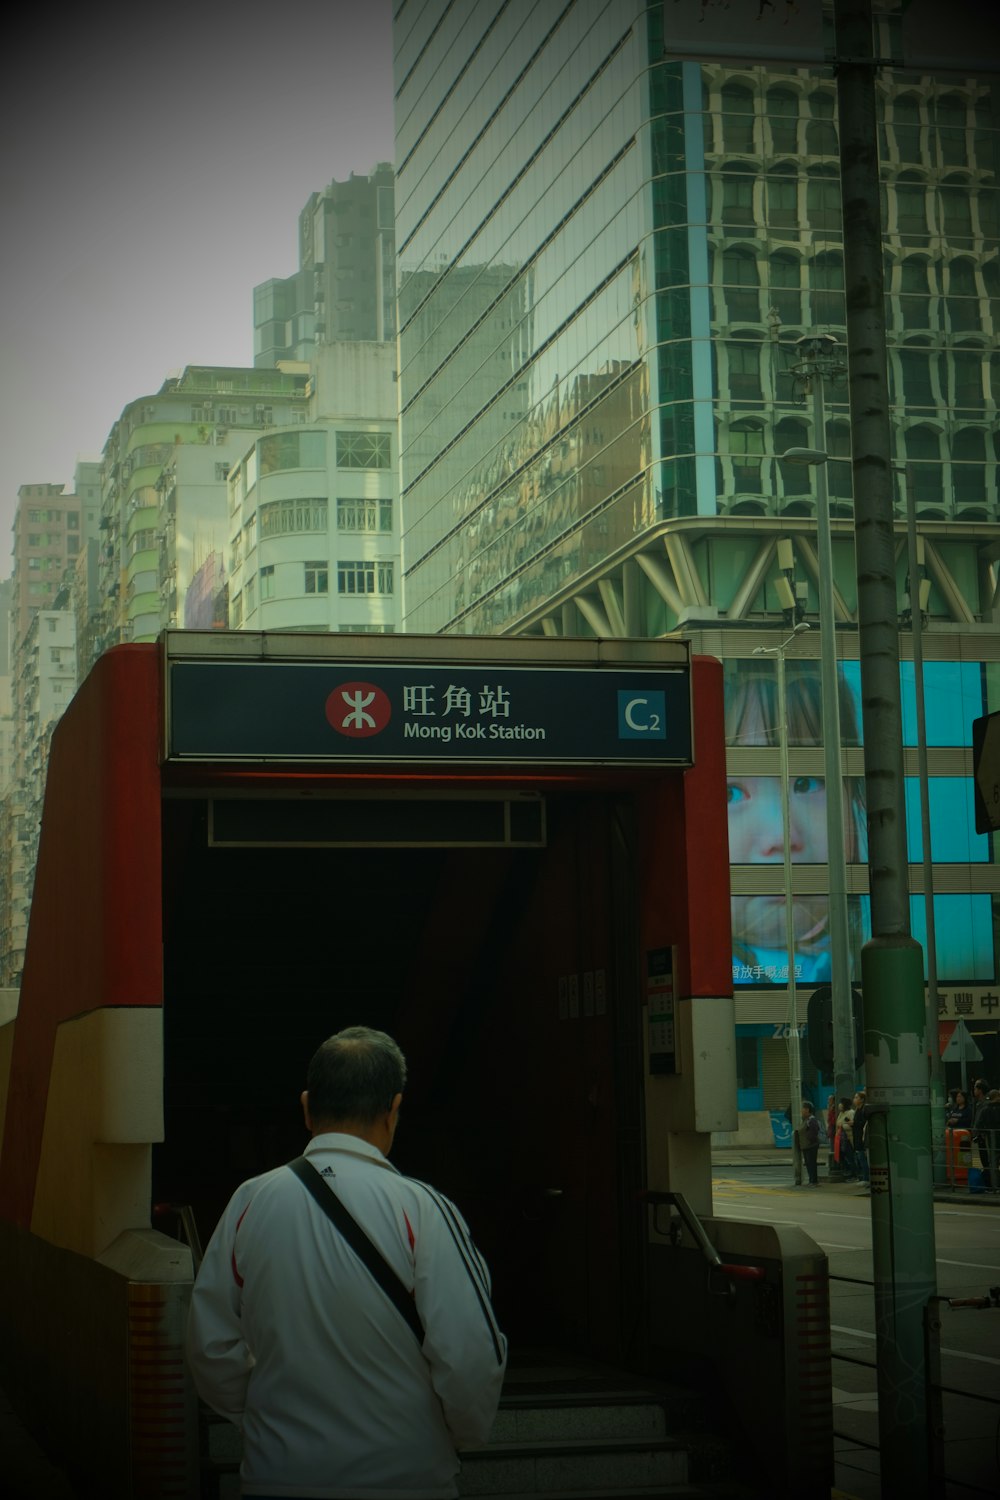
[640,1189,766,1281]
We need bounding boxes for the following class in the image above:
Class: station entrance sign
[165,637,693,767]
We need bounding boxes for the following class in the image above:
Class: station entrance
[0,631,831,1500]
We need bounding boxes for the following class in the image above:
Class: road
[712,1167,1000,1500]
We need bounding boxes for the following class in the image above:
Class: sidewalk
[712,1145,1000,1204]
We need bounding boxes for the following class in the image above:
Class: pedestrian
[796,1100,821,1185]
[978,1091,1000,1190]
[826,1094,837,1155]
[972,1078,996,1183]
[946,1089,972,1130]
[186,1026,507,1499]
[835,1095,857,1179]
[852,1090,870,1185]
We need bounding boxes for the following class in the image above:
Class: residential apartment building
[227,343,399,633]
[254,164,396,368]
[10,475,97,648]
[89,365,310,676]
[394,1,1000,1113]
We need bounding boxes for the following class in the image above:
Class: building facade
[394,1,1000,1114]
[227,344,400,634]
[89,366,310,676]
[254,164,396,368]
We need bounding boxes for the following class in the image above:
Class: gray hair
[306,1027,407,1124]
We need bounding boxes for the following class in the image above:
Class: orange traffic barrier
[945,1127,973,1186]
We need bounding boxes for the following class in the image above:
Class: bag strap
[287,1156,424,1346]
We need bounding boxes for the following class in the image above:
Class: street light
[754,620,811,1184]
[895,463,946,1183]
[780,359,858,1120]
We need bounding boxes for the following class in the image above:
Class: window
[806,91,838,156]
[336,432,391,469]
[767,89,798,154]
[806,169,841,233]
[337,560,395,595]
[337,497,394,532]
[721,83,755,153]
[810,251,845,325]
[304,561,329,594]
[260,564,275,600]
[258,430,325,474]
[906,426,944,505]
[231,591,243,627]
[896,178,928,237]
[66,512,79,530]
[900,346,937,408]
[722,249,760,322]
[940,181,973,240]
[951,348,985,412]
[259,498,328,537]
[936,94,968,167]
[899,257,932,329]
[729,421,765,491]
[769,254,802,325]
[727,339,763,401]
[245,575,256,616]
[893,95,922,164]
[766,165,798,231]
[720,165,755,230]
[947,259,979,332]
[776,418,810,495]
[826,421,853,501]
[952,427,987,506]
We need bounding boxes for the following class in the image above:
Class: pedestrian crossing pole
[834,2,940,1496]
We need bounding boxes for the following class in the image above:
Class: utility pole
[834,2,939,1495]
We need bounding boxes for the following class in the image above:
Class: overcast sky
[0,1,395,569]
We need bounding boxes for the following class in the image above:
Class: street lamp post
[898,464,947,1183]
[754,622,810,1183]
[782,335,857,1111]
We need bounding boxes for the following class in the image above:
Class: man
[852,1090,870,1188]
[972,1078,993,1181]
[186,1026,507,1499]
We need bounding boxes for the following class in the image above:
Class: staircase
[457,1350,757,1499]
[201,1351,758,1499]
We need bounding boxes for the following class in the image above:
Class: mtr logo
[326,681,392,738]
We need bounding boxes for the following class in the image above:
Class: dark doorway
[157,790,644,1362]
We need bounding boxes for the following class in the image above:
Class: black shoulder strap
[287,1156,424,1346]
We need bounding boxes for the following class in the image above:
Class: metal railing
[830,1270,1000,1497]
[942,1126,1000,1193]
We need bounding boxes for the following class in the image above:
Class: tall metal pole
[903,471,946,1183]
[756,630,805,1183]
[777,642,804,1176]
[807,363,857,1107]
[835,2,938,1494]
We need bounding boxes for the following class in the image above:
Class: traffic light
[807,984,864,1077]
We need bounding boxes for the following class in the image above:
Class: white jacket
[185,1133,507,1498]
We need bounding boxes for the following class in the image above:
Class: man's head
[974,1078,988,1100]
[302,1027,407,1155]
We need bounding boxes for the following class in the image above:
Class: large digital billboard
[724,657,994,988]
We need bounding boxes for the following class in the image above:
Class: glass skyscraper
[394,1,1000,1114]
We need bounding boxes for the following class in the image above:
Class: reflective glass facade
[394,1,1000,1095]
[396,1,999,635]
